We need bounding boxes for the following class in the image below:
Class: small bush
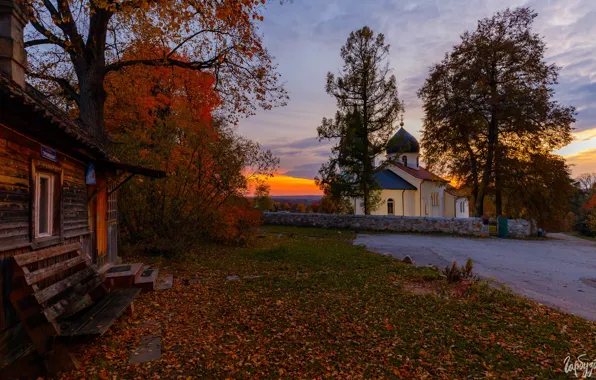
[443,258,476,283]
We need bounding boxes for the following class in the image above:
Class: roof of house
[374,169,417,190]
[1,74,165,178]
[386,126,420,154]
[445,185,470,198]
[0,73,111,159]
[391,162,448,183]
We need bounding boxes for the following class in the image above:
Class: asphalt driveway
[354,233,596,321]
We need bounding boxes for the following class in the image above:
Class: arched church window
[387,199,394,215]
[402,156,407,167]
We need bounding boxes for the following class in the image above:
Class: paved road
[354,233,596,321]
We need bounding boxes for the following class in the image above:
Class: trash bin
[497,217,508,238]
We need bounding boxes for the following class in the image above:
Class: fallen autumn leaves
[60,226,595,379]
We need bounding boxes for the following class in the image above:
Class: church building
[353,124,470,218]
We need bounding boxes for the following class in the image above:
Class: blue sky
[238,0,596,192]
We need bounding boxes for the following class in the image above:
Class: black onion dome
[386,126,420,154]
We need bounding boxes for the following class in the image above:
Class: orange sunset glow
[252,174,322,196]
[267,175,322,196]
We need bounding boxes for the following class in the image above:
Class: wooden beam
[14,243,81,266]
[108,173,135,196]
[24,255,87,285]
[34,266,95,304]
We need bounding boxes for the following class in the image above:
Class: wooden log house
[0,0,164,370]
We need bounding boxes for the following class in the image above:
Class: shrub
[443,258,476,283]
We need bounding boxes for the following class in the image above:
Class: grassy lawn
[61,226,594,379]
[565,231,596,242]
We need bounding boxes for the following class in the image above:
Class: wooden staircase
[103,263,159,293]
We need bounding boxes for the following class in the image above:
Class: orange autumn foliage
[584,194,596,210]
[104,45,277,249]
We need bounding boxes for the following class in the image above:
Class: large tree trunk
[77,67,108,141]
[494,145,503,217]
[475,114,497,217]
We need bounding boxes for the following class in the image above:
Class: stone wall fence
[506,219,537,238]
[263,212,491,237]
[263,212,536,238]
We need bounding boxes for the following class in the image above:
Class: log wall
[0,124,93,334]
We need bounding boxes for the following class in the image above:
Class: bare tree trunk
[475,114,497,217]
[495,144,503,217]
[77,67,107,141]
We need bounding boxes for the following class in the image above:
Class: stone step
[133,267,159,293]
[103,263,144,290]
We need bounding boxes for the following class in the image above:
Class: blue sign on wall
[41,146,57,162]
[86,163,96,185]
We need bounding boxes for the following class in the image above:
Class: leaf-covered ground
[61,226,595,379]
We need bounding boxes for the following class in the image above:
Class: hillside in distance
[269,195,322,205]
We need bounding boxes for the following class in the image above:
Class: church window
[387,199,394,215]
[431,192,440,206]
[402,156,407,166]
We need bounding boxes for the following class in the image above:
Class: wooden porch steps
[103,263,159,293]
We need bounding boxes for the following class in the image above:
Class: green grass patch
[565,231,596,242]
[67,225,595,379]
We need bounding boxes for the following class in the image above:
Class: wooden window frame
[387,198,394,215]
[31,159,64,249]
[35,172,54,238]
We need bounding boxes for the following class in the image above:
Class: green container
[497,217,508,238]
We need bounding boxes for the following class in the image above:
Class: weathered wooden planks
[42,276,103,322]
[24,255,87,285]
[14,243,80,266]
[61,288,140,337]
[34,266,95,304]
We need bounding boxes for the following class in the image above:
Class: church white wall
[403,191,417,216]
[389,153,420,169]
[444,192,456,218]
[456,198,470,218]
[420,181,445,218]
[353,190,410,216]
[385,164,422,215]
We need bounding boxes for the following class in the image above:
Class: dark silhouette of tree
[418,7,575,217]
[317,26,403,214]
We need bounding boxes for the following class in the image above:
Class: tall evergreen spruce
[316,26,403,215]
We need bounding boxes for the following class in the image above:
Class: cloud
[282,163,321,180]
[238,0,596,191]
[565,148,596,176]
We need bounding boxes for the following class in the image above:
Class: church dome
[386,124,420,154]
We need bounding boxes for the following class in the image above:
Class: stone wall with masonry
[263,213,535,238]
[263,212,492,237]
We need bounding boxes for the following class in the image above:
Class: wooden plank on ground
[61,288,140,337]
[42,276,103,322]
[34,266,96,304]
[15,243,81,266]
[24,255,87,285]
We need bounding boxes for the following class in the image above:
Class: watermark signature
[564,355,596,378]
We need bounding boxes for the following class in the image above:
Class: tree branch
[29,17,68,49]
[27,71,80,106]
[25,38,67,49]
[104,55,221,74]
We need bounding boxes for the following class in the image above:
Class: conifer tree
[317,26,402,214]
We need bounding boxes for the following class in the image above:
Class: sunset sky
[238,0,596,196]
